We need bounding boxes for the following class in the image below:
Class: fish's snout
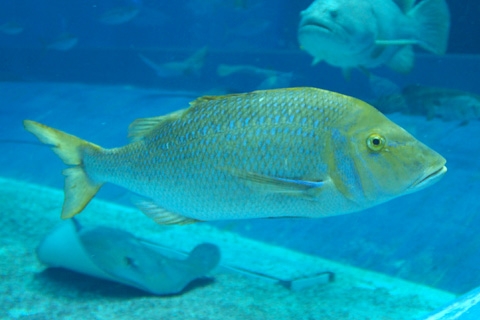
[408,148,447,192]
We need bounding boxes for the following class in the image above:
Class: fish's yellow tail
[23,120,104,219]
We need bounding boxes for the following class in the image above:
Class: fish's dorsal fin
[133,197,200,225]
[128,109,187,142]
[386,45,414,73]
[185,46,208,64]
[392,0,417,13]
[192,92,244,104]
[312,57,322,65]
[228,169,324,198]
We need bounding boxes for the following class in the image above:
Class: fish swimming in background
[298,0,450,74]
[23,87,446,225]
[217,64,293,90]
[217,64,285,78]
[45,32,79,51]
[139,47,208,78]
[373,83,480,122]
[0,22,24,35]
[98,5,141,25]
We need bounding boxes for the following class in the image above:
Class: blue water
[2,0,480,319]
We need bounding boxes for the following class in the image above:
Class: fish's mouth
[410,165,447,190]
[299,18,333,33]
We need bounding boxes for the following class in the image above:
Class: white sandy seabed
[0,177,455,320]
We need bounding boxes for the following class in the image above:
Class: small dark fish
[374,84,480,122]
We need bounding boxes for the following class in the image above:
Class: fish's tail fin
[23,120,104,219]
[410,0,450,54]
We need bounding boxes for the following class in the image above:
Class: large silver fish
[24,87,446,225]
[298,0,450,74]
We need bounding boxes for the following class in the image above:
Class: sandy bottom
[0,177,455,320]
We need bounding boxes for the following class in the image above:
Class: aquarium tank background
[1,0,480,319]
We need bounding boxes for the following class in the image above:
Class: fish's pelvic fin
[133,197,200,225]
[392,0,416,13]
[231,170,324,198]
[409,0,450,54]
[128,109,187,142]
[386,45,414,73]
[23,120,104,219]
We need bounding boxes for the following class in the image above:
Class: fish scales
[23,87,447,224]
[85,88,348,220]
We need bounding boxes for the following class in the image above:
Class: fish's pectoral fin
[386,45,414,73]
[132,197,200,225]
[375,39,419,46]
[128,109,187,142]
[229,169,324,197]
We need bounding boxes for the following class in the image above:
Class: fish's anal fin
[386,45,414,73]
[62,167,103,219]
[128,109,187,142]
[133,198,200,225]
[230,170,324,198]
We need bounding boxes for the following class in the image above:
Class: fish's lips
[299,17,333,33]
[409,165,447,191]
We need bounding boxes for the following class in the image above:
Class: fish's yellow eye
[366,133,386,152]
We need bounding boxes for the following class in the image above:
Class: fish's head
[329,100,446,207]
[298,0,377,68]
